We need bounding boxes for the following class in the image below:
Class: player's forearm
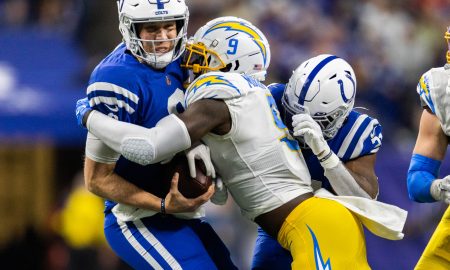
[84,158,162,211]
[324,160,373,199]
[407,154,441,203]
[86,111,191,165]
[344,166,379,199]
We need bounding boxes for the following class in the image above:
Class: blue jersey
[87,43,188,211]
[251,83,383,270]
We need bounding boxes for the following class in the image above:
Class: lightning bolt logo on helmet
[204,21,269,66]
[181,16,271,82]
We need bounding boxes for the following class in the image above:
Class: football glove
[292,114,339,169]
[185,144,216,178]
[430,175,450,204]
[75,97,91,128]
[210,177,228,205]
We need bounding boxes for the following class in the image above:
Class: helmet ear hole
[220,63,233,72]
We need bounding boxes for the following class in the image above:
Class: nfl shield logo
[166,75,171,85]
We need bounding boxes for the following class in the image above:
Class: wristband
[161,198,166,215]
[318,150,333,163]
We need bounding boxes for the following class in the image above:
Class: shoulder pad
[185,72,247,106]
[416,67,449,114]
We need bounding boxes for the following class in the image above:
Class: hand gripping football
[170,155,213,198]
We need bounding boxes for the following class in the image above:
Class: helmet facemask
[181,41,227,74]
[121,16,188,69]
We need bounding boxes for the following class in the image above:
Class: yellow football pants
[415,205,450,270]
[277,197,370,270]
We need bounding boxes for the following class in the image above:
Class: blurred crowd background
[0,0,449,269]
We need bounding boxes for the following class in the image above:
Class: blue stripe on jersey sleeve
[87,90,138,111]
[342,116,372,160]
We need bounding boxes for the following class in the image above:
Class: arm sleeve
[86,111,191,165]
[85,132,120,163]
[407,153,441,203]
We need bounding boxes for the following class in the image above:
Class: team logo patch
[187,74,240,94]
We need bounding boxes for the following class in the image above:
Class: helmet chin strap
[145,49,175,69]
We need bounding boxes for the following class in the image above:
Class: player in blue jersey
[81,1,237,269]
[406,27,450,270]
[251,54,383,270]
[77,17,406,269]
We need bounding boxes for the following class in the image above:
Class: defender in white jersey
[77,17,407,269]
[407,26,450,270]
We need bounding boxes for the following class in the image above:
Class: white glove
[292,114,339,169]
[210,177,228,205]
[430,176,450,204]
[185,144,216,178]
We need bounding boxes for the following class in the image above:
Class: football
[168,155,213,198]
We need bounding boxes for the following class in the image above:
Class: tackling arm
[84,98,231,165]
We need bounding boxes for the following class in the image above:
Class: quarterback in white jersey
[406,26,450,270]
[77,17,407,269]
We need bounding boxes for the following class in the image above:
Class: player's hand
[430,176,450,204]
[210,177,228,205]
[75,97,92,128]
[185,144,216,178]
[165,172,215,213]
[292,114,329,157]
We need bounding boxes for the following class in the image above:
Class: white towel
[315,188,408,240]
[111,203,205,222]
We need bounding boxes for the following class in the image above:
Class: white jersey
[185,72,312,220]
[417,67,450,136]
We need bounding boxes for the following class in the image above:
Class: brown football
[169,155,213,198]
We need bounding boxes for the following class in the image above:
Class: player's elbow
[368,182,379,200]
[121,138,156,165]
[84,174,105,196]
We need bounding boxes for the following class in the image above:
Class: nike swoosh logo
[105,104,119,112]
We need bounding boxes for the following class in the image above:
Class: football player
[407,26,450,270]
[80,1,237,269]
[78,16,407,269]
[251,54,382,269]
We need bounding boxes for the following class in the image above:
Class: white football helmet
[181,16,270,81]
[117,0,189,69]
[282,54,357,139]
